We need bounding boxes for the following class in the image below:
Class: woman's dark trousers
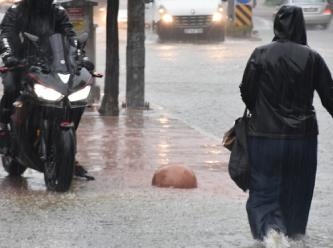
[246,136,317,240]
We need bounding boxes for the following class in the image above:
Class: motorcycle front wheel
[44,129,75,192]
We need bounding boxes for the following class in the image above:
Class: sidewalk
[0,105,251,248]
[67,107,252,247]
[76,106,244,197]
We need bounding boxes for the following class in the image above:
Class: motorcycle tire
[2,155,26,176]
[44,129,75,192]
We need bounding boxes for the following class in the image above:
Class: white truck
[145,0,227,41]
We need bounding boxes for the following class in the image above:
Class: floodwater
[1,2,333,247]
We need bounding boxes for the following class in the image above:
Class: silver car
[274,0,332,28]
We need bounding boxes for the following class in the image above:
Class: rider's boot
[74,160,95,180]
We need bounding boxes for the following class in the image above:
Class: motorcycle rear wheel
[2,156,26,176]
[44,129,75,192]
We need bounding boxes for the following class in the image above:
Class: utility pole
[99,0,120,116]
[126,0,145,108]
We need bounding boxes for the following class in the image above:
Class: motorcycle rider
[0,0,93,179]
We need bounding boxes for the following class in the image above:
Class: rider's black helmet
[22,0,54,15]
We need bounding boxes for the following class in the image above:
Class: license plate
[184,28,203,34]
[303,7,318,12]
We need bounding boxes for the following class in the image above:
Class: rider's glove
[3,55,19,67]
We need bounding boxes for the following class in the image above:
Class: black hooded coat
[240,6,333,138]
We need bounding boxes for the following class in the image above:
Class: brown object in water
[152,164,197,189]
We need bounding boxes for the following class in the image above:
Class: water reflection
[1,176,29,192]
[124,110,145,169]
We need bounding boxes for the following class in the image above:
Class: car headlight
[212,12,223,22]
[158,6,166,14]
[68,85,91,102]
[161,13,173,23]
[34,84,64,101]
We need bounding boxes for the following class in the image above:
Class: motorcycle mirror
[23,32,39,43]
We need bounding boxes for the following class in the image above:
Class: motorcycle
[0,32,100,192]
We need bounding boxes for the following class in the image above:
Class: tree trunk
[99,0,120,116]
[126,0,145,108]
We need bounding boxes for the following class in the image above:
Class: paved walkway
[75,106,244,198]
[0,106,252,248]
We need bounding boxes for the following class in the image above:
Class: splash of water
[263,229,290,248]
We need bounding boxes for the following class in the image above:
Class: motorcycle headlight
[212,12,223,22]
[68,85,91,102]
[34,84,64,101]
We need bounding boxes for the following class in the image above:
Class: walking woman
[240,5,333,247]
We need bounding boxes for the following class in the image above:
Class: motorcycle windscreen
[49,33,69,73]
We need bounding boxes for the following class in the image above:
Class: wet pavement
[1,1,333,247]
[1,107,332,248]
[74,107,238,195]
[0,107,251,248]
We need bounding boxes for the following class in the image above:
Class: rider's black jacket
[240,6,333,138]
[0,3,76,60]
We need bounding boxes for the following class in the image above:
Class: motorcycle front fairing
[27,67,93,108]
[25,33,93,108]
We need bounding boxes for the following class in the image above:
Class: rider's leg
[0,71,21,130]
[71,107,94,180]
[0,71,21,152]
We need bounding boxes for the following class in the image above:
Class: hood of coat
[273,5,307,45]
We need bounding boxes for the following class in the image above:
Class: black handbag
[223,108,250,192]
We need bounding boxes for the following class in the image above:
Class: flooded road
[1,2,333,247]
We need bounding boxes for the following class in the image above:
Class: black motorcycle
[0,32,99,192]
